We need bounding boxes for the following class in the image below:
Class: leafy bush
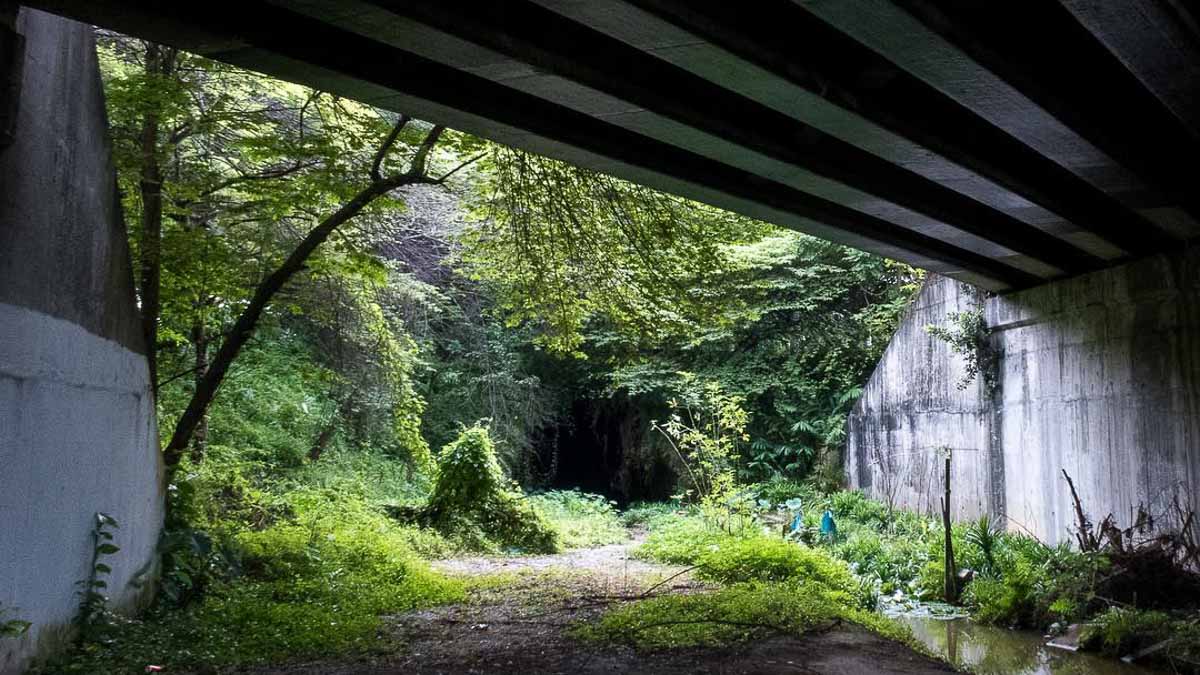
[831,490,888,526]
[653,378,748,508]
[1080,607,1173,657]
[696,538,858,597]
[422,426,560,553]
[749,480,814,509]
[529,490,626,549]
[962,534,1107,628]
[0,602,30,639]
[576,581,912,650]
[965,515,1002,577]
[835,528,931,596]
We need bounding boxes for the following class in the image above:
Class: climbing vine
[925,289,998,395]
[0,603,30,639]
[75,513,120,646]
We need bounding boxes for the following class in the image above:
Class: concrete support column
[0,9,162,674]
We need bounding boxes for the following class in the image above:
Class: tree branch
[432,151,486,184]
[163,117,445,472]
[371,114,410,182]
[407,124,446,178]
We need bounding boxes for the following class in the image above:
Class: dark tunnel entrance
[541,399,676,505]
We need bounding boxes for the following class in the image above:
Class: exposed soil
[238,536,957,675]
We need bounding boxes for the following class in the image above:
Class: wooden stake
[942,448,959,604]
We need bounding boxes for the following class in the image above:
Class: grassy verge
[616,485,1200,672]
[576,505,921,654]
[42,481,465,673]
[575,581,909,650]
[529,490,627,549]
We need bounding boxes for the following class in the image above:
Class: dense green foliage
[420,426,560,553]
[461,150,920,490]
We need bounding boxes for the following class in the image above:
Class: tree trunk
[162,120,446,475]
[189,314,209,463]
[164,174,413,470]
[308,423,336,462]
[137,43,176,392]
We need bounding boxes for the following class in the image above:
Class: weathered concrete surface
[0,10,162,674]
[847,252,1200,543]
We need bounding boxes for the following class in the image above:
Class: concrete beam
[351,0,1099,278]
[876,0,1200,222]
[610,0,1177,259]
[21,0,1040,289]
[18,0,1200,288]
[1060,0,1200,140]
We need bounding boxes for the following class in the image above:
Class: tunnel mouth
[539,398,676,506]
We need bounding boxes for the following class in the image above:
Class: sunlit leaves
[459,148,770,354]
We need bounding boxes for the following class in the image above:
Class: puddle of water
[892,614,1163,675]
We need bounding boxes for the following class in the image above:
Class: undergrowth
[529,490,626,549]
[628,485,1200,672]
[39,337,471,673]
[596,508,900,652]
[43,480,464,673]
[632,511,753,565]
[620,501,680,529]
[575,581,908,650]
[419,425,560,553]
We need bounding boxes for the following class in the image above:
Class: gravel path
[430,535,679,578]
[237,533,958,675]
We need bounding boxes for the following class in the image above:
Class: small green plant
[1,602,31,639]
[620,501,679,529]
[1080,607,1173,657]
[652,377,749,513]
[965,514,1002,577]
[831,489,889,526]
[75,512,120,645]
[925,292,997,394]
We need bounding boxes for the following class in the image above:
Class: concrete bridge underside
[3,3,1200,672]
[16,0,1200,291]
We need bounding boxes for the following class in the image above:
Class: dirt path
[241,535,957,675]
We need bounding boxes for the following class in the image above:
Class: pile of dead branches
[1063,470,1200,609]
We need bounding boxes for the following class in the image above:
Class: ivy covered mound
[419,426,561,553]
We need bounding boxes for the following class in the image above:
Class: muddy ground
[238,537,957,675]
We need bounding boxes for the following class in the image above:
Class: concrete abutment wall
[847,252,1200,543]
[0,9,162,674]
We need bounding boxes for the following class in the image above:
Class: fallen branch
[1063,469,1098,552]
